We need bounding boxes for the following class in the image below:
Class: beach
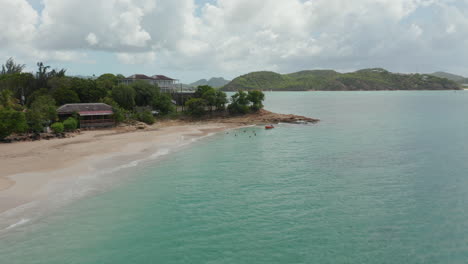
[0,121,242,216]
[0,109,317,232]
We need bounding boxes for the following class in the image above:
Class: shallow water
[2,91,468,263]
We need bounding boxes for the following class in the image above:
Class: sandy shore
[0,110,318,230]
[0,121,241,216]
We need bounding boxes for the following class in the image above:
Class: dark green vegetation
[222,68,461,91]
[50,122,64,134]
[0,58,173,139]
[185,85,228,116]
[429,72,468,84]
[0,58,266,140]
[190,77,230,88]
[63,117,78,131]
[185,85,265,117]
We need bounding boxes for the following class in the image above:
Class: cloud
[0,0,38,47]
[117,51,157,64]
[86,33,99,46]
[1,0,468,77]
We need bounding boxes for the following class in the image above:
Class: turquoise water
[2,91,468,263]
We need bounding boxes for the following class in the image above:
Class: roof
[122,74,176,81]
[152,75,175,81]
[123,74,154,80]
[57,103,113,114]
[79,110,113,116]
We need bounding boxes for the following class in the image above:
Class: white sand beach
[0,121,240,215]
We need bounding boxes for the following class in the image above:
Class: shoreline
[0,122,240,214]
[0,110,318,230]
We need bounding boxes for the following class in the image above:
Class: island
[222,68,461,91]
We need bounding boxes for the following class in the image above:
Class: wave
[5,218,30,230]
[0,131,222,233]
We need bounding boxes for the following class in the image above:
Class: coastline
[0,121,242,215]
[0,110,318,231]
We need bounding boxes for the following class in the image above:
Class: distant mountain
[221,68,461,91]
[430,72,468,83]
[190,77,230,88]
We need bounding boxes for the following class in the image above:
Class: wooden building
[57,103,114,128]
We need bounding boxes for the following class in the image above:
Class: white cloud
[117,51,157,64]
[1,0,468,77]
[0,0,38,47]
[86,33,99,46]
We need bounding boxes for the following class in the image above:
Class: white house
[120,74,180,92]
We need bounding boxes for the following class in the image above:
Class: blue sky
[3,0,468,83]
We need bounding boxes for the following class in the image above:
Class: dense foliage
[0,58,268,140]
[63,117,78,131]
[185,85,228,116]
[185,98,208,116]
[0,109,27,139]
[222,69,462,91]
[0,58,178,139]
[50,122,64,133]
[135,110,155,125]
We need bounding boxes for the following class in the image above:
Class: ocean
[2,91,468,263]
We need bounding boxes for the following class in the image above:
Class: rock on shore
[215,109,320,125]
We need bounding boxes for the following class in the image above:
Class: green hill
[430,72,465,82]
[429,72,468,84]
[222,68,461,91]
[190,77,230,88]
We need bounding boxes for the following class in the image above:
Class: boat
[265,125,275,129]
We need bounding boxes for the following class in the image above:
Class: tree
[202,89,216,112]
[1,58,25,75]
[97,73,119,93]
[111,84,136,110]
[26,88,49,107]
[228,90,250,114]
[247,90,265,111]
[97,73,119,85]
[48,77,80,105]
[0,109,28,139]
[101,97,126,123]
[194,85,221,112]
[53,86,80,105]
[27,95,57,132]
[70,78,105,103]
[152,92,175,115]
[185,98,207,116]
[36,62,51,89]
[131,81,158,106]
[0,89,21,110]
[214,90,228,111]
[0,73,35,104]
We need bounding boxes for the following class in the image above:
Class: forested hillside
[222,68,461,91]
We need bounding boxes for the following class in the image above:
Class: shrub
[0,109,28,139]
[63,117,78,131]
[152,92,175,115]
[50,122,64,134]
[136,110,155,125]
[101,97,126,123]
[185,98,207,116]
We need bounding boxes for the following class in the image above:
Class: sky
[1,0,467,83]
